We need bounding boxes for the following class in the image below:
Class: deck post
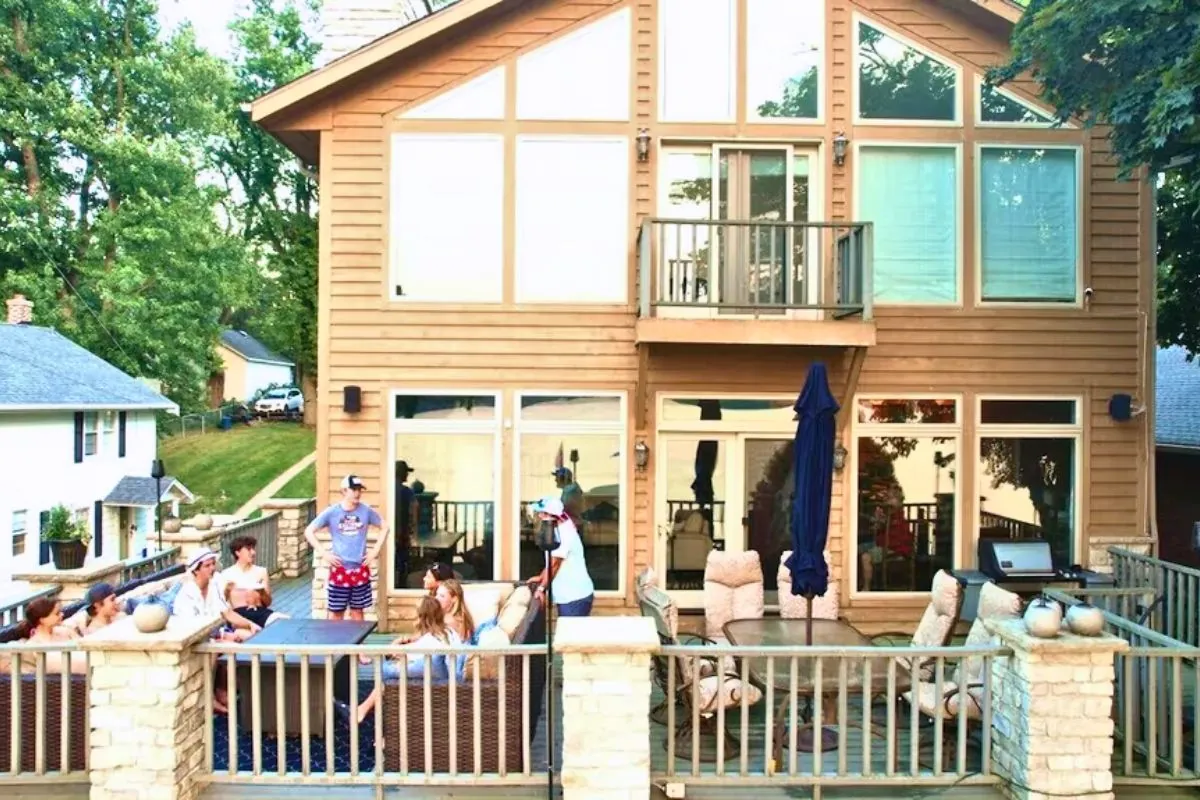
[983,617,1128,800]
[81,615,219,800]
[260,498,316,578]
[557,616,657,800]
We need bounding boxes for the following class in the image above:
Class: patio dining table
[723,618,909,765]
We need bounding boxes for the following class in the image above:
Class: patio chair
[703,551,764,643]
[869,570,964,680]
[777,549,840,621]
[903,582,1022,768]
[637,571,762,762]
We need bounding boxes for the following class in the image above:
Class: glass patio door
[656,433,796,609]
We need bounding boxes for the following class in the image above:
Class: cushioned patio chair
[777,549,840,621]
[702,551,764,643]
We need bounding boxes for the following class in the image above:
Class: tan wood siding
[289,0,1152,631]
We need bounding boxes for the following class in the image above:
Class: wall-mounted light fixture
[832,131,849,167]
[634,439,650,471]
[833,442,847,472]
[636,128,651,163]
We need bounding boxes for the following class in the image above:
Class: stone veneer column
[308,525,379,622]
[557,616,657,800]
[983,617,1128,800]
[157,526,223,566]
[259,498,314,578]
[81,615,219,800]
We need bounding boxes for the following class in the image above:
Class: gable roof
[220,330,294,367]
[104,475,195,507]
[252,0,1024,139]
[0,325,178,413]
[1156,346,1200,451]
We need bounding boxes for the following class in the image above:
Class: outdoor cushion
[959,582,1022,684]
[703,551,764,640]
[463,584,512,630]
[464,625,512,681]
[694,674,763,716]
[496,586,533,639]
[777,550,839,621]
[904,680,984,720]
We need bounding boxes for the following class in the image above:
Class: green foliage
[40,504,89,543]
[991,0,1200,353]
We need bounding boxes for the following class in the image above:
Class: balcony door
[659,145,818,316]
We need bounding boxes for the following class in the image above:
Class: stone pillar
[984,617,1128,800]
[259,498,314,578]
[81,615,219,800]
[157,526,223,567]
[557,616,656,800]
[12,560,125,602]
[308,525,379,622]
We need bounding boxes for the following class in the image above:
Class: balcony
[636,218,876,348]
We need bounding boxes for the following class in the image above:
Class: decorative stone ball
[1022,596,1063,639]
[132,601,170,634]
[162,516,182,534]
[1065,602,1105,636]
[193,514,213,531]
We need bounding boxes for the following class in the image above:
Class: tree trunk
[7,11,41,198]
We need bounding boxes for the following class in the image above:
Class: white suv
[254,387,304,419]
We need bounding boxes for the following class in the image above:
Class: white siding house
[0,295,192,586]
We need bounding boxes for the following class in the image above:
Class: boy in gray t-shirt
[304,475,391,621]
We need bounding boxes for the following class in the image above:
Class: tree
[990,0,1200,353]
[0,0,256,411]
[213,0,319,385]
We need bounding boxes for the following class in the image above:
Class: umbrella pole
[804,592,814,646]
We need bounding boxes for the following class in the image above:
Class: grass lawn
[161,422,315,514]
[274,462,316,499]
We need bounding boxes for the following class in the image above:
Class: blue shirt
[313,501,382,568]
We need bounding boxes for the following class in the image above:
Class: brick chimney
[318,0,438,66]
[6,294,32,325]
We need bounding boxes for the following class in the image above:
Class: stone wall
[259,498,315,578]
[308,524,381,622]
[1087,537,1154,573]
[984,617,1128,800]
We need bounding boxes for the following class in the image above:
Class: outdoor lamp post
[151,458,166,551]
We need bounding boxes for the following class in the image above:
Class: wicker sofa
[0,563,186,774]
[379,581,548,774]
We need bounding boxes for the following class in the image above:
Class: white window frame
[973,75,1075,130]
[387,389,503,595]
[851,13,963,128]
[101,410,117,456]
[83,412,99,457]
[974,395,1084,567]
[850,393,964,599]
[973,143,1085,308]
[744,0,826,125]
[512,390,628,598]
[657,0,738,123]
[12,509,27,557]
[851,141,964,307]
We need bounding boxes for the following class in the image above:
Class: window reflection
[394,394,496,420]
[980,84,1053,124]
[394,433,496,588]
[747,0,822,120]
[857,21,957,122]
[856,436,957,592]
[978,437,1076,565]
[856,398,957,425]
[661,397,795,422]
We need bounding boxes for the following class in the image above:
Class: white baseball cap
[187,548,218,573]
[341,475,367,491]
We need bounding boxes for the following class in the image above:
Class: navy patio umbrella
[784,362,840,646]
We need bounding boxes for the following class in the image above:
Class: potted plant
[41,504,91,570]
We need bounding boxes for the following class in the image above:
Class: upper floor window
[856,144,960,305]
[746,0,824,121]
[390,134,504,302]
[659,0,736,122]
[101,411,117,454]
[854,17,960,125]
[976,77,1056,127]
[12,509,26,557]
[84,412,99,456]
[977,146,1081,305]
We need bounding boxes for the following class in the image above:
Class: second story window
[101,411,117,454]
[12,509,26,557]
[84,412,99,456]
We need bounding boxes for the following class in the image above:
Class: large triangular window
[854,17,960,124]
[977,77,1059,126]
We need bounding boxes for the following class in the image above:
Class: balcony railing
[637,218,873,319]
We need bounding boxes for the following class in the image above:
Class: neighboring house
[251,0,1154,633]
[1155,346,1200,569]
[0,294,194,584]
[209,329,295,406]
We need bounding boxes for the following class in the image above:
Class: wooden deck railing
[0,642,90,784]
[0,587,61,628]
[194,640,547,786]
[1047,588,1200,785]
[118,547,181,585]
[1110,547,1200,647]
[651,644,1008,789]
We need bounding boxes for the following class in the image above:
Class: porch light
[832,442,847,472]
[634,439,650,470]
[832,131,849,167]
[636,128,651,163]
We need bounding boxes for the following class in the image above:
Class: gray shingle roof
[220,329,293,366]
[1156,346,1200,450]
[0,325,177,411]
[104,475,194,506]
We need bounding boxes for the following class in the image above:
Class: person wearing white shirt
[173,548,260,641]
[526,495,595,617]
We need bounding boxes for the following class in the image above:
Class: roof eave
[965,0,1023,25]
[250,0,510,126]
[1157,443,1200,455]
[246,358,296,367]
[0,401,179,414]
